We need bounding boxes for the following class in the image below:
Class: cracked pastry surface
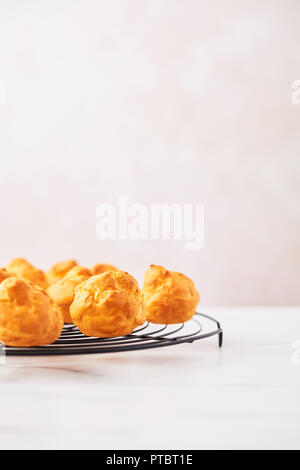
[92,264,119,275]
[47,266,92,324]
[6,258,48,289]
[142,265,200,324]
[0,268,10,284]
[47,259,78,285]
[0,276,63,347]
[70,271,146,337]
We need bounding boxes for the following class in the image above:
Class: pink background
[0,0,299,305]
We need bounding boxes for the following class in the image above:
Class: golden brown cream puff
[142,265,200,324]
[0,277,63,347]
[91,263,119,275]
[6,258,48,289]
[47,266,92,324]
[47,259,78,285]
[0,268,10,284]
[70,271,146,337]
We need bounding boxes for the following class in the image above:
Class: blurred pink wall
[0,0,299,305]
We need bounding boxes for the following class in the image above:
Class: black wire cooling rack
[4,312,223,356]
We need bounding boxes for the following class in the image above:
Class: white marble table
[0,307,299,450]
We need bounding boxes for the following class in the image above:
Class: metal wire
[4,312,223,356]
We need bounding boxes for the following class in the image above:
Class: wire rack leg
[218,331,223,348]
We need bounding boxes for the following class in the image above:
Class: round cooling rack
[4,313,223,356]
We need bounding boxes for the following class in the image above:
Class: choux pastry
[70,271,146,337]
[142,265,200,324]
[92,264,118,275]
[6,258,48,289]
[47,266,92,324]
[0,277,63,347]
[0,268,10,284]
[47,259,78,285]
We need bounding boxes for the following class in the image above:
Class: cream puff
[70,271,146,337]
[6,258,48,289]
[47,259,78,285]
[47,266,92,323]
[91,263,119,275]
[0,277,63,347]
[142,265,200,324]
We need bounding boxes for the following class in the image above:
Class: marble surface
[0,307,299,450]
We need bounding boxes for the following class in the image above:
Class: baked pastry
[0,277,63,347]
[142,265,200,324]
[70,271,146,337]
[6,258,48,289]
[92,264,118,275]
[0,268,10,284]
[47,259,78,285]
[47,266,92,324]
